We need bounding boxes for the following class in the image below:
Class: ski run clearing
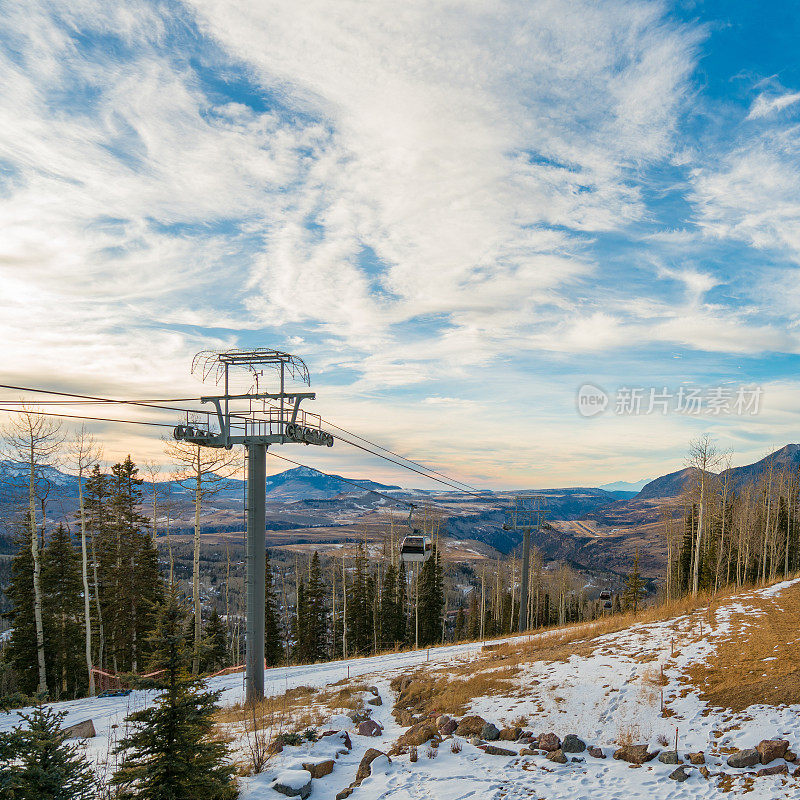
[3,578,800,799]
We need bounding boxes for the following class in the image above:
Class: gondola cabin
[599,590,612,601]
[400,535,433,563]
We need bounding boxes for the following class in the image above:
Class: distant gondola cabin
[400,535,433,563]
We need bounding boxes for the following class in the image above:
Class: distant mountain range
[598,478,652,493]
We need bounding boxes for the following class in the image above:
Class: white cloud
[747,91,800,120]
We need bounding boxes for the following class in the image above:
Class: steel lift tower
[173,349,333,702]
[504,496,547,633]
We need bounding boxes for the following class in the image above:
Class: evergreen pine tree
[305,552,328,662]
[293,580,308,663]
[0,704,95,800]
[379,563,400,649]
[6,519,39,697]
[396,558,408,645]
[417,544,444,647]
[112,586,236,800]
[201,607,228,673]
[41,524,85,699]
[264,549,282,667]
[453,604,465,641]
[345,544,372,656]
[467,591,481,640]
[623,550,646,614]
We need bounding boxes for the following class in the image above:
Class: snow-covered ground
[3,579,799,799]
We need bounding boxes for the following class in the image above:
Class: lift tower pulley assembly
[173,348,332,702]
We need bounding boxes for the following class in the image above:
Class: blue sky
[1,0,799,488]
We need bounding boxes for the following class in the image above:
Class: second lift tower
[173,349,333,702]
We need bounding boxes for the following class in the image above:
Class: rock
[699,766,710,779]
[272,769,313,799]
[546,749,568,764]
[302,759,335,779]
[439,718,457,736]
[481,723,500,741]
[669,765,689,782]
[587,745,606,759]
[483,744,516,756]
[354,748,391,785]
[538,732,561,752]
[436,714,451,729]
[469,737,485,746]
[499,726,522,741]
[336,790,353,800]
[793,766,800,778]
[367,696,383,706]
[658,751,680,764]
[268,738,284,754]
[367,685,380,696]
[398,722,439,747]
[757,763,788,777]
[455,715,487,737]
[727,748,761,768]
[561,734,586,753]
[571,757,584,763]
[613,744,655,764]
[357,719,382,737]
[688,752,705,765]
[62,719,96,739]
[784,750,797,762]
[757,739,789,764]
[519,748,536,756]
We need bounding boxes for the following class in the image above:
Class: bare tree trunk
[78,475,95,696]
[193,455,202,675]
[28,452,47,695]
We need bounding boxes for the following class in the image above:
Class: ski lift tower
[503,496,547,633]
[174,349,333,702]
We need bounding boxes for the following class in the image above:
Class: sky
[1,0,800,489]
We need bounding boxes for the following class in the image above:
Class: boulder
[483,744,516,756]
[499,727,522,741]
[561,734,586,753]
[699,766,710,779]
[439,718,457,736]
[613,744,655,764]
[272,769,312,799]
[793,766,800,778]
[367,685,380,696]
[322,730,352,750]
[727,748,760,768]
[546,749,567,764]
[658,751,680,765]
[587,745,606,759]
[519,748,537,756]
[357,719,382,737]
[302,759,335,779]
[469,737,485,746]
[367,696,383,706]
[355,749,391,785]
[757,763,788,777]
[455,715,487,737]
[398,722,439,748]
[688,752,705,765]
[784,750,797,762]
[481,723,500,741]
[62,719,96,739]
[669,765,689,782]
[436,714,451,729]
[538,733,561,752]
[757,739,789,764]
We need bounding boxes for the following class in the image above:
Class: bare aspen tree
[2,406,64,695]
[164,436,240,675]
[141,459,163,545]
[69,425,102,696]
[686,434,722,597]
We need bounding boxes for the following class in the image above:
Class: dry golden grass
[684,580,800,712]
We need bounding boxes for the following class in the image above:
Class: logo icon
[576,383,608,417]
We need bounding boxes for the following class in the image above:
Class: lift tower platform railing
[503,496,547,633]
[173,349,333,702]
